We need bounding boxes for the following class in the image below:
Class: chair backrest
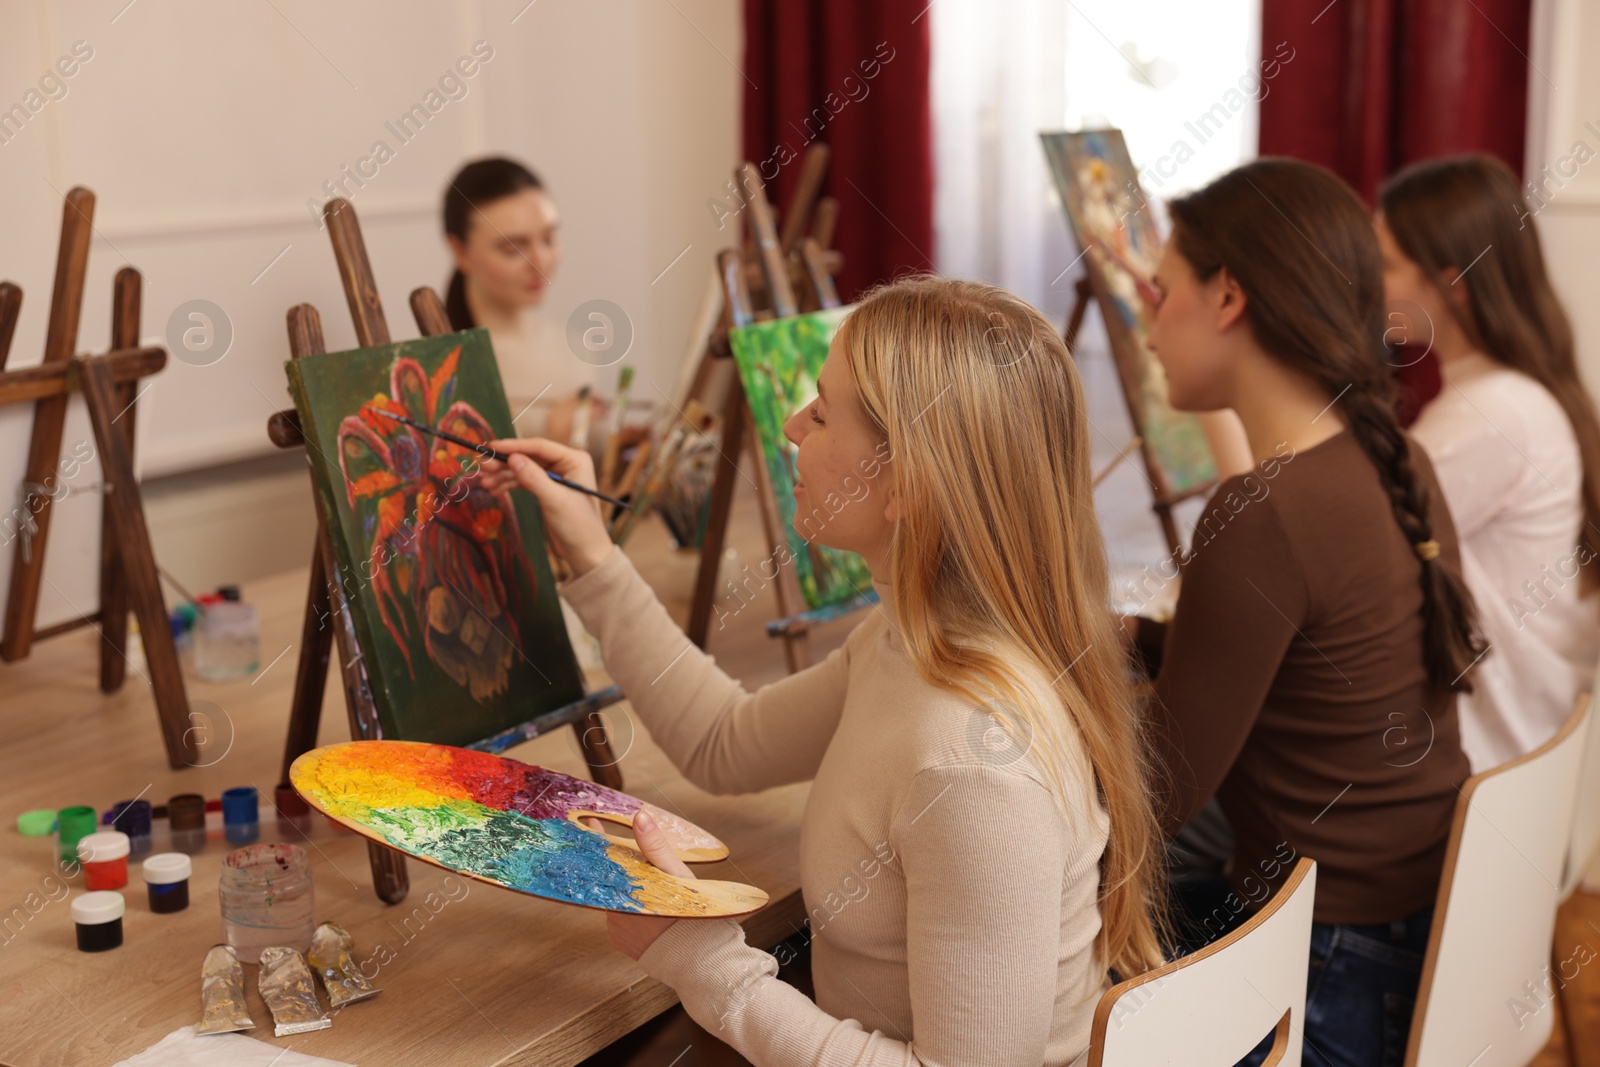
[1089,858,1317,1067]
[1405,697,1591,1067]
[1562,689,1600,900]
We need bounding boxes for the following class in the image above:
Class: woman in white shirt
[442,157,605,443]
[1376,153,1600,770]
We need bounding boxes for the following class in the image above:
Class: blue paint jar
[221,787,259,846]
[142,852,192,914]
[110,799,154,858]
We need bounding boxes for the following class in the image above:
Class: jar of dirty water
[218,843,314,963]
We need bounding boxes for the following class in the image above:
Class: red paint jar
[76,831,130,891]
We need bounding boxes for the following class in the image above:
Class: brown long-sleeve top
[1139,430,1471,925]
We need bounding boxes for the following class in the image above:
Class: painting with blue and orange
[1040,129,1217,497]
[286,330,585,747]
[291,741,767,917]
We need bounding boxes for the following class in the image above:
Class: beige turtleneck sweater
[559,545,1111,1067]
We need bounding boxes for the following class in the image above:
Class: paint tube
[196,944,254,1035]
[258,945,332,1036]
[308,922,381,1008]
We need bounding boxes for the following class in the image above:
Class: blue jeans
[1237,906,1434,1067]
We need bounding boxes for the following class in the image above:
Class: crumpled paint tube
[308,922,382,1008]
[197,944,254,1035]
[258,945,332,1036]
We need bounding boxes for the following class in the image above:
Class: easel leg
[98,400,130,693]
[1063,277,1093,351]
[1,189,95,663]
[1156,501,1185,568]
[738,407,813,672]
[687,377,749,648]
[99,268,142,693]
[79,357,197,768]
[279,545,333,784]
[573,710,624,790]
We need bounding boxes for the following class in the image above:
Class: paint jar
[168,793,207,854]
[219,843,315,964]
[17,809,56,838]
[274,784,313,838]
[76,831,130,891]
[110,799,154,858]
[221,787,259,846]
[57,805,97,868]
[194,590,260,681]
[142,852,192,913]
[71,891,125,952]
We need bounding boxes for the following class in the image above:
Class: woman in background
[1136,157,1479,1067]
[443,157,604,444]
[1378,153,1600,771]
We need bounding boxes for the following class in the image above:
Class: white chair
[1088,857,1317,1066]
[1404,696,1591,1067]
[1560,689,1600,900]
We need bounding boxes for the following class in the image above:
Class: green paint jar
[56,805,97,868]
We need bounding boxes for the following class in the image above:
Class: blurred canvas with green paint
[728,308,876,610]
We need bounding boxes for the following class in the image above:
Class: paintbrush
[361,405,630,509]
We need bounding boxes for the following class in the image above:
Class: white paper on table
[112,1025,355,1067]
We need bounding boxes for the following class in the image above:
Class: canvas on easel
[676,156,873,672]
[285,329,586,748]
[1040,128,1217,555]
[269,198,624,904]
[727,308,874,610]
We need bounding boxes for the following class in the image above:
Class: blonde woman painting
[478,276,1167,1066]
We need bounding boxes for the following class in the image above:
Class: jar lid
[77,831,130,862]
[17,809,56,836]
[141,852,192,884]
[71,891,126,924]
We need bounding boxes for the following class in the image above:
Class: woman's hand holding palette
[290,740,767,918]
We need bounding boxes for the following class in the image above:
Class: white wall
[0,0,739,626]
[1527,0,1600,391]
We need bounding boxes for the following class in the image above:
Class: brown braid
[1168,158,1486,692]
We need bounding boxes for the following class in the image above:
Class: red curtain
[1260,0,1533,201]
[1259,0,1534,419]
[742,0,935,301]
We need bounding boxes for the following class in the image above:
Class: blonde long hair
[839,275,1167,978]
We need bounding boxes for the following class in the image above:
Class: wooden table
[0,509,850,1066]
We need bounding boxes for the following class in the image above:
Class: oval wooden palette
[289,740,767,918]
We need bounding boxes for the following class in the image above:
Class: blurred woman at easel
[442,157,606,446]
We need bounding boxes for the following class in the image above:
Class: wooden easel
[682,157,873,673]
[0,187,196,767]
[268,198,626,904]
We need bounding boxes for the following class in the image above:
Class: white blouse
[1410,352,1600,771]
[490,308,605,438]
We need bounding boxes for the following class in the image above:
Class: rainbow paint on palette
[290,741,767,918]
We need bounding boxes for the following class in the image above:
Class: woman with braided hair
[1128,157,1484,1067]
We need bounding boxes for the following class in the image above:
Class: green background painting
[285,328,585,747]
[728,308,876,610]
[1040,129,1217,497]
